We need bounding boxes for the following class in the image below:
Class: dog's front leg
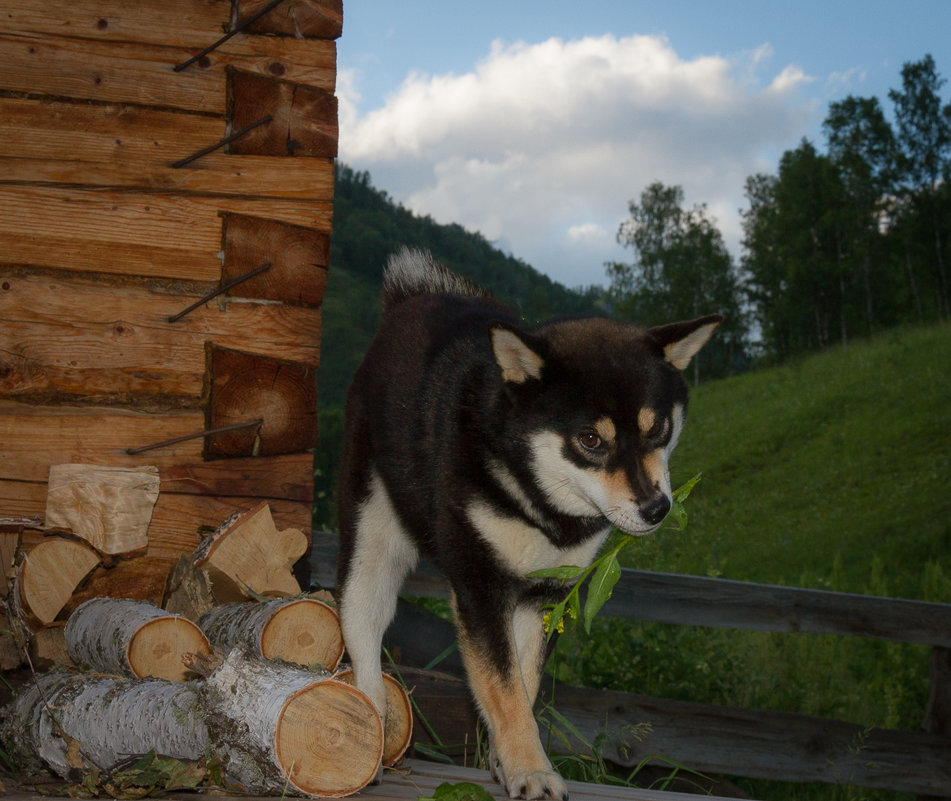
[453,595,567,801]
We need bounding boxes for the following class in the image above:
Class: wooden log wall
[0,0,341,591]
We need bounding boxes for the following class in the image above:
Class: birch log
[334,668,413,766]
[198,597,344,670]
[202,647,383,797]
[65,597,211,681]
[0,672,207,778]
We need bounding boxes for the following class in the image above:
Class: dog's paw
[503,769,568,801]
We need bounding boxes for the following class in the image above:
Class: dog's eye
[578,430,602,451]
[646,418,667,440]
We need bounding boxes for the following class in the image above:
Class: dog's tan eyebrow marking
[638,408,657,434]
[594,416,616,443]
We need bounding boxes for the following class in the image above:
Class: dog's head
[489,314,721,535]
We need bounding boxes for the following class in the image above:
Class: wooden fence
[310,532,951,798]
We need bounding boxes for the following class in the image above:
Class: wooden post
[919,646,951,801]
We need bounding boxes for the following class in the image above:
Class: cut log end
[18,538,100,627]
[335,669,413,766]
[260,598,344,671]
[276,680,384,797]
[127,616,212,681]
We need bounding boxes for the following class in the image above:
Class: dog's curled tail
[382,247,490,313]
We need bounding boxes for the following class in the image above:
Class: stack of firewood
[0,468,412,797]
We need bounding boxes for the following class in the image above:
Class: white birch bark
[201,646,382,797]
[65,597,210,681]
[0,672,206,777]
[198,597,343,670]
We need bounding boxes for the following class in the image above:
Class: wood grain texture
[194,502,306,597]
[0,402,206,483]
[64,596,211,680]
[202,648,381,797]
[0,271,322,402]
[0,186,331,280]
[160,453,314,501]
[230,70,338,158]
[207,347,318,458]
[17,538,101,626]
[0,0,338,81]
[544,682,951,797]
[148,494,311,561]
[0,481,311,562]
[45,464,159,555]
[2,179,327,280]
[241,0,343,39]
[0,31,335,114]
[0,97,335,198]
[222,213,329,306]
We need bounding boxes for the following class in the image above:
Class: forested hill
[318,164,605,409]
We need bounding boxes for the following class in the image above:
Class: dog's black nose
[640,496,671,525]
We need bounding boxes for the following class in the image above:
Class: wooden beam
[542,682,951,798]
[0,271,322,402]
[1,0,341,58]
[0,402,206,483]
[207,348,318,458]
[160,453,314,502]
[230,71,338,158]
[241,0,343,39]
[0,187,331,281]
[0,30,335,115]
[147,493,311,560]
[309,532,951,648]
[222,214,330,306]
[600,568,951,649]
[0,97,335,198]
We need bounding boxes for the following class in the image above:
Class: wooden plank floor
[2,758,756,801]
[362,760,744,800]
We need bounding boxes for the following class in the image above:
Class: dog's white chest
[466,500,610,577]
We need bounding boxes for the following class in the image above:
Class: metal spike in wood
[167,262,271,322]
[170,117,273,168]
[173,0,288,72]
[125,419,263,455]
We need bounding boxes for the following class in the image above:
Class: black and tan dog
[336,248,720,800]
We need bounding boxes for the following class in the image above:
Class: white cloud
[339,34,815,287]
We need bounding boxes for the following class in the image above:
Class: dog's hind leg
[337,471,418,721]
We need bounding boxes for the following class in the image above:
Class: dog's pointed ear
[489,323,545,384]
[649,314,723,371]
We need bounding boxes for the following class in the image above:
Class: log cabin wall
[0,0,341,601]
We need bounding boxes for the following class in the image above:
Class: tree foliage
[740,54,951,359]
[607,183,746,381]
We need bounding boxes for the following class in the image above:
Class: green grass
[638,321,951,597]
[551,321,951,801]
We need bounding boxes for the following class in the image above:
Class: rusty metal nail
[173,0,288,72]
[170,115,273,168]
[167,262,271,323]
[125,419,264,456]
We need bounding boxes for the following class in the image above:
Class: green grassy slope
[641,321,951,601]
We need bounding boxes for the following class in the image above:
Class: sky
[336,1,951,288]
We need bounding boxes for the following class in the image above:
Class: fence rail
[310,532,951,797]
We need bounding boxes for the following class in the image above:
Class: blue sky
[336,1,951,288]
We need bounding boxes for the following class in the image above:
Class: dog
[336,248,720,800]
